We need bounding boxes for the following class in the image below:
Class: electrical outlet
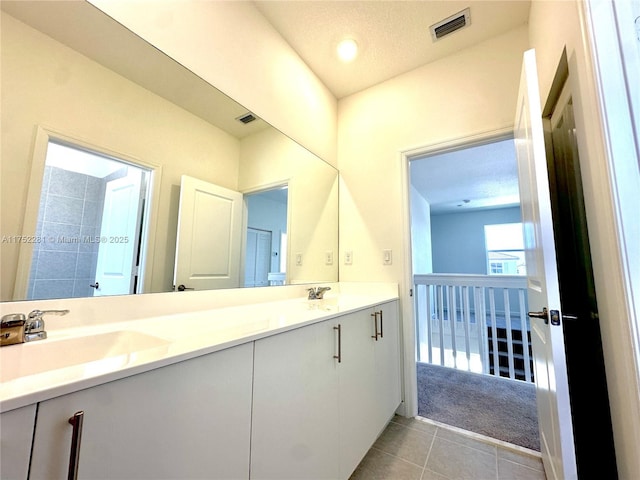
[383,249,392,265]
[325,251,333,265]
[295,253,303,266]
[344,250,353,265]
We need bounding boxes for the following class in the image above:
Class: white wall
[431,207,522,274]
[88,0,338,167]
[529,2,640,477]
[0,13,240,298]
[337,24,529,415]
[338,25,528,286]
[239,128,339,285]
[409,186,432,274]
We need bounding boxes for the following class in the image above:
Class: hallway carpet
[417,362,540,451]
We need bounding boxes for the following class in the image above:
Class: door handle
[527,308,548,322]
[89,282,99,289]
[68,411,84,480]
[528,308,561,325]
[177,284,194,291]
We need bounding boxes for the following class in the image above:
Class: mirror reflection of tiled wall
[28,166,109,299]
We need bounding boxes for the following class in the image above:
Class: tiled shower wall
[28,166,106,299]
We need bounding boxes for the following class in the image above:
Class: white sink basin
[0,330,169,382]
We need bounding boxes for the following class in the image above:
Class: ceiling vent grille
[430,8,471,42]
[236,113,257,124]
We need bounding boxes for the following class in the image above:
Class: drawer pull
[68,411,84,480]
[371,312,379,341]
[334,324,341,363]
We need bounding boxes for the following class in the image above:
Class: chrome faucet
[307,286,331,300]
[0,309,69,346]
[26,309,69,341]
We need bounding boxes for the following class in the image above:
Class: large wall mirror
[0,1,339,302]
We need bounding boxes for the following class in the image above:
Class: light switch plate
[295,253,303,266]
[383,249,392,265]
[344,250,353,265]
[325,251,333,265]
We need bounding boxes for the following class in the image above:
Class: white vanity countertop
[0,283,399,412]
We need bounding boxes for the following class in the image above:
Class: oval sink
[0,331,169,382]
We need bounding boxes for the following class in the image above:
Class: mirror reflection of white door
[245,228,272,287]
[94,168,143,296]
[515,48,577,480]
[174,175,243,291]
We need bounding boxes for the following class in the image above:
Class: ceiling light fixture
[337,38,358,63]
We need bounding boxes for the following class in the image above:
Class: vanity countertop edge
[0,282,399,413]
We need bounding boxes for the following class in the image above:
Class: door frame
[241,180,290,285]
[15,126,162,299]
[398,125,515,418]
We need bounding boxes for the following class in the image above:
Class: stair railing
[414,273,533,383]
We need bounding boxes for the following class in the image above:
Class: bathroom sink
[0,330,169,382]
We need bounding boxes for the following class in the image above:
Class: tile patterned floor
[350,416,546,480]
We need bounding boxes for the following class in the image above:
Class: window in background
[484,223,526,275]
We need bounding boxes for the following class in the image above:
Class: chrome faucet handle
[26,309,69,333]
[307,286,331,300]
[315,287,331,299]
[27,309,70,319]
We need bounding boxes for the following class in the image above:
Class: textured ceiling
[410,139,521,214]
[253,1,530,212]
[254,1,531,99]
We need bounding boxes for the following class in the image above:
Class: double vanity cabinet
[0,295,401,480]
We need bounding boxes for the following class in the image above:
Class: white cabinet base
[0,405,36,480]
[30,343,253,479]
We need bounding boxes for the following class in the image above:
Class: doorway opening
[408,135,540,451]
[27,140,151,299]
[244,185,288,287]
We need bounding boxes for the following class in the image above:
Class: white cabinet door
[338,308,378,478]
[0,405,36,480]
[374,301,402,427]
[338,301,402,478]
[30,343,253,479]
[251,319,340,480]
[251,302,402,480]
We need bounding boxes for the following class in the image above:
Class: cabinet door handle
[378,310,383,338]
[68,411,84,480]
[371,312,379,341]
[334,324,341,363]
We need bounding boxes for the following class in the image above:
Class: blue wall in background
[431,206,522,274]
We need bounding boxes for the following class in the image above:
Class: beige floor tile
[373,421,436,467]
[497,458,547,480]
[435,426,498,455]
[497,448,544,472]
[426,436,498,480]
[352,418,546,480]
[349,447,424,480]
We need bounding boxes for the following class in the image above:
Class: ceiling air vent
[430,8,471,42]
[236,112,257,124]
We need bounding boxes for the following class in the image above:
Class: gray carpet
[417,362,540,451]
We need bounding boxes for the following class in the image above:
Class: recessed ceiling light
[337,38,358,63]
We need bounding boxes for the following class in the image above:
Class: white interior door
[94,168,143,296]
[245,228,271,287]
[515,48,577,480]
[174,175,243,291]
